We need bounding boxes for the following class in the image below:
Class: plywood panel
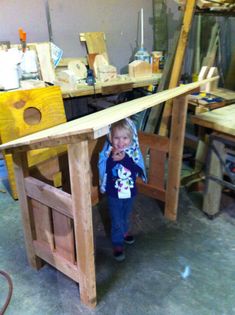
[0,86,66,143]
[31,199,54,250]
[0,86,67,198]
[52,211,75,263]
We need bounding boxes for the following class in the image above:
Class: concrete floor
[0,158,235,315]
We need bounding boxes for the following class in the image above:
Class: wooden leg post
[12,151,43,269]
[68,141,97,308]
[165,95,188,220]
[203,138,225,217]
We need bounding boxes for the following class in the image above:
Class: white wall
[0,0,154,73]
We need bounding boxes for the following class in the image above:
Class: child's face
[111,127,132,150]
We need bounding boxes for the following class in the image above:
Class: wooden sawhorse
[0,77,218,308]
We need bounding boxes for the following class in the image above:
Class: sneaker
[113,246,125,262]
[124,234,135,245]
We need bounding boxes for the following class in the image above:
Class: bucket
[151,51,163,73]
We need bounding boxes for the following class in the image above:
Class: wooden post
[203,139,225,217]
[165,95,188,220]
[159,0,196,136]
[12,151,43,269]
[67,141,97,308]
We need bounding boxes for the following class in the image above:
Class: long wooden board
[0,77,219,153]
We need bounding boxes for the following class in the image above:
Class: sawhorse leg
[203,136,225,217]
[68,141,97,308]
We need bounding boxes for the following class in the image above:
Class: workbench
[0,77,218,308]
[191,104,235,137]
[15,74,161,99]
[191,104,235,217]
[58,74,162,99]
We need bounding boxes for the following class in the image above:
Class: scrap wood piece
[80,32,109,62]
[204,67,219,92]
[101,82,133,95]
[128,60,152,78]
[93,54,108,78]
[93,54,117,82]
[97,64,117,82]
[33,43,56,83]
[68,60,87,79]
[159,0,197,136]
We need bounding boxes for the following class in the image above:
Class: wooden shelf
[194,8,235,16]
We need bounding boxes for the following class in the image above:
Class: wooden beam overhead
[0,76,218,154]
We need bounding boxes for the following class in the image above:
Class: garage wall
[1,1,233,78]
[0,0,154,73]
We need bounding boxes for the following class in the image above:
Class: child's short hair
[110,119,133,140]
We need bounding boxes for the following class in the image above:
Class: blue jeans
[107,196,135,247]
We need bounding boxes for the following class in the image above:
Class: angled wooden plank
[0,77,219,154]
[159,0,197,136]
[144,29,180,133]
[80,32,109,62]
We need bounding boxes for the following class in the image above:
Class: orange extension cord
[0,271,13,315]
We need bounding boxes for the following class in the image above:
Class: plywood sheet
[0,86,66,143]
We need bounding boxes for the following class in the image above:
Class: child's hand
[112,149,125,161]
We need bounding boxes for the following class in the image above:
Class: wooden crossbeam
[0,77,219,154]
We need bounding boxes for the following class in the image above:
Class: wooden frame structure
[0,77,218,308]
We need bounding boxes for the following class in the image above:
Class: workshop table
[0,78,218,308]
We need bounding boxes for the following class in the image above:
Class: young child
[98,118,146,261]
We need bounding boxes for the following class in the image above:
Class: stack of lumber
[177,0,235,12]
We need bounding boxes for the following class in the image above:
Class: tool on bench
[18,28,27,52]
[86,68,97,108]
[86,69,96,86]
[134,8,150,63]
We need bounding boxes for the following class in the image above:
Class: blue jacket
[98,118,147,193]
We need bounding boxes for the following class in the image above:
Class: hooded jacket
[98,118,147,193]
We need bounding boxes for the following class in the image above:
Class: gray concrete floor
[0,158,235,315]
